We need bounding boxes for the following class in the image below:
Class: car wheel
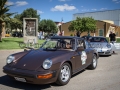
[87,54,97,70]
[56,63,71,86]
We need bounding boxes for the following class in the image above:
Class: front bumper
[3,66,58,85]
[93,48,112,55]
[97,50,112,55]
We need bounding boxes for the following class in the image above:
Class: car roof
[51,36,83,39]
[81,35,92,37]
[92,36,106,38]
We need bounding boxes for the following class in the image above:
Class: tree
[68,17,96,36]
[10,18,22,31]
[39,19,58,34]
[0,0,14,41]
[68,17,83,36]
[20,8,40,22]
[82,17,96,36]
[15,8,40,33]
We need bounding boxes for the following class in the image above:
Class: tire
[19,42,26,49]
[56,63,71,86]
[87,54,97,70]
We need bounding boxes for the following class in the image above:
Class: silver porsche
[87,36,113,55]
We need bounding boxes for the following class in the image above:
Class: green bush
[70,34,73,36]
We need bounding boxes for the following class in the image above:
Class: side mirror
[77,46,84,51]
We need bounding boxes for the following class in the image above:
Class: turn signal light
[37,74,52,79]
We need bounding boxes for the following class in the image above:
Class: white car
[87,36,114,56]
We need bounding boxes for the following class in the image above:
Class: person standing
[62,30,64,36]
[109,31,116,44]
[37,31,40,39]
[39,31,42,39]
[59,30,62,36]
[109,31,116,54]
[76,31,80,37]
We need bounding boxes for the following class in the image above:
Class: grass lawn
[0,37,45,50]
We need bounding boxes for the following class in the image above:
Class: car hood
[89,42,109,48]
[10,49,71,71]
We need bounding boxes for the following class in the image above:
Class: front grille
[98,52,104,54]
[105,52,110,54]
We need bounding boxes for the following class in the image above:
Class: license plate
[14,77,26,82]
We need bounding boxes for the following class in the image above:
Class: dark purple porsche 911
[3,36,99,86]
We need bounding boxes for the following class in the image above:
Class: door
[74,39,88,71]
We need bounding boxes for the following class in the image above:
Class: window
[99,29,104,36]
[77,39,85,49]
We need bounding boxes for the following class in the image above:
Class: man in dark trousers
[109,31,116,44]
[76,31,80,37]
[109,31,116,54]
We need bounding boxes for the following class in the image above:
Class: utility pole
[61,18,63,32]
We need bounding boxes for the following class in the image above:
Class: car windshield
[90,37,107,42]
[81,36,92,40]
[41,38,75,50]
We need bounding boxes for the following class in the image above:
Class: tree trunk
[0,22,2,42]
[0,33,2,42]
[0,22,5,42]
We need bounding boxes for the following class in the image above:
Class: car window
[41,38,75,50]
[77,39,85,49]
[42,40,57,49]
[90,37,107,42]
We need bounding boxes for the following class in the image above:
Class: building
[73,9,120,26]
[60,9,120,37]
[61,20,120,37]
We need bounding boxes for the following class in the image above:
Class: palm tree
[0,0,14,41]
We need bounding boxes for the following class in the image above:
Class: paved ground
[0,50,120,90]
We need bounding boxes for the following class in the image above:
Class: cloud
[6,1,14,5]
[91,9,97,11]
[115,1,120,3]
[50,0,52,2]
[81,9,90,12]
[100,8,107,10]
[37,10,44,14]
[112,0,120,3]
[16,1,28,6]
[51,4,76,11]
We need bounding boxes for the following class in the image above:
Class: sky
[6,0,120,23]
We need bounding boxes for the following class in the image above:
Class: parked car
[12,32,23,37]
[86,36,113,56]
[5,34,10,37]
[44,33,57,39]
[3,36,99,86]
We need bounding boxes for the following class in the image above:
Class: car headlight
[42,59,52,69]
[107,44,111,48]
[6,55,15,64]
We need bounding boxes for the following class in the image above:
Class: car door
[74,39,90,71]
[84,40,93,65]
